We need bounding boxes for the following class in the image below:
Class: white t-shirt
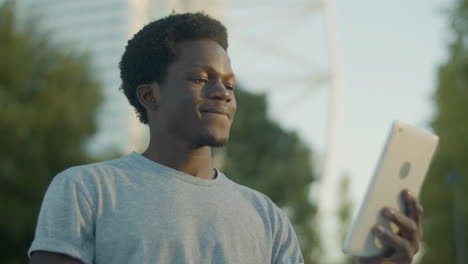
[29,152,304,264]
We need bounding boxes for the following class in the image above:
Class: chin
[195,131,230,147]
[208,140,228,147]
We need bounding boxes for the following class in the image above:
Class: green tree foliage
[420,0,468,262]
[0,2,102,263]
[221,88,320,263]
[337,174,354,264]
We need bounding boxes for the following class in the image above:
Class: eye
[225,83,235,91]
[191,78,208,85]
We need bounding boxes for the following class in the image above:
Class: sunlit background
[1,0,466,263]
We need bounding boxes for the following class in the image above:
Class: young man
[29,13,423,264]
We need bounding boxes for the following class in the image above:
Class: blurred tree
[337,174,354,264]
[0,1,102,263]
[220,88,321,263]
[420,0,468,263]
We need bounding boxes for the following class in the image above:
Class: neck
[142,129,215,180]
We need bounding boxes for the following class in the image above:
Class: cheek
[170,91,202,121]
[231,97,237,118]
[232,96,237,110]
[165,86,199,108]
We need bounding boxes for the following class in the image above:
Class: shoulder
[53,153,136,184]
[224,177,271,201]
[223,176,288,220]
[45,154,138,203]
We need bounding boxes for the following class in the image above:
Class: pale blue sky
[227,0,452,203]
[325,0,451,202]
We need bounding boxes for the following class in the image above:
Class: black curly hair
[119,12,229,124]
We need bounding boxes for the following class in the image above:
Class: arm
[28,171,95,264]
[271,209,304,264]
[31,251,83,264]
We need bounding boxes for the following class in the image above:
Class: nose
[205,81,232,102]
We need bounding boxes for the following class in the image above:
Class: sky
[333,0,451,203]
[227,0,451,212]
[224,0,453,261]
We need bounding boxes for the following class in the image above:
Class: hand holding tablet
[355,190,423,264]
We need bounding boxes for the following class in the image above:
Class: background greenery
[221,87,320,263]
[420,0,468,262]
[0,2,103,263]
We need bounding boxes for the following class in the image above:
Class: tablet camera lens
[400,161,411,179]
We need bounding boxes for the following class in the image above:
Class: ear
[136,83,160,111]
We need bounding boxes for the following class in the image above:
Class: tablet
[342,120,439,257]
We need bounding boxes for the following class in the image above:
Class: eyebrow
[188,65,236,79]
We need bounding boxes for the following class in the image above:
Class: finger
[373,225,413,261]
[402,189,423,237]
[382,207,418,242]
[387,253,413,264]
[355,254,396,264]
[354,256,381,264]
[402,190,422,222]
[355,256,388,264]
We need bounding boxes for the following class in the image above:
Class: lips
[200,107,230,117]
[201,110,228,116]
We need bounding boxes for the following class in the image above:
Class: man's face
[157,40,237,147]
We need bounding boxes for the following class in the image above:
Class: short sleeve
[28,172,95,264]
[272,210,304,264]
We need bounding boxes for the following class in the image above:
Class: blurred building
[16,0,224,155]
